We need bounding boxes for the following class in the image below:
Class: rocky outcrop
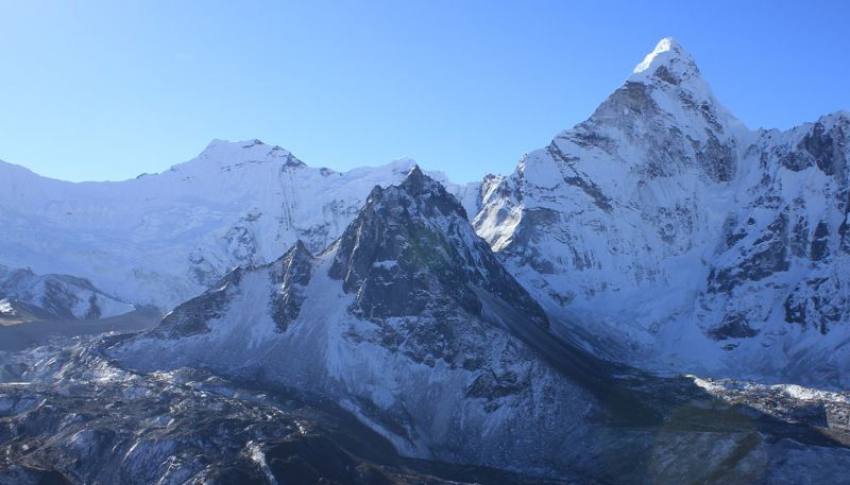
[152,268,243,338]
[270,241,313,331]
[330,166,548,330]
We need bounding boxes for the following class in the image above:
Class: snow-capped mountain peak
[632,37,696,76]
[0,141,481,309]
[397,163,452,200]
[624,37,743,138]
[475,36,850,387]
[172,138,305,174]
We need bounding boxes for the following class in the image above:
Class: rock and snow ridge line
[107,167,601,476]
[0,139,482,310]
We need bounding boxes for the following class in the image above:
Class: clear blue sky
[1,0,848,183]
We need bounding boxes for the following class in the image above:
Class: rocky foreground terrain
[0,337,568,485]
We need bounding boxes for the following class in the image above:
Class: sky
[1,1,848,183]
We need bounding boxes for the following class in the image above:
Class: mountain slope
[108,168,601,477]
[0,335,572,485]
[0,264,133,322]
[106,169,850,482]
[473,37,850,386]
[0,140,479,309]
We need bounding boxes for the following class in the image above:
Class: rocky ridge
[0,140,479,309]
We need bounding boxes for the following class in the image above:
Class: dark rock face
[703,212,798,342]
[708,313,759,340]
[790,214,810,258]
[708,213,790,296]
[270,241,313,331]
[811,221,830,261]
[154,269,243,338]
[652,64,680,85]
[697,133,737,183]
[784,277,846,335]
[40,280,81,319]
[83,295,102,320]
[466,370,527,402]
[159,240,315,337]
[330,167,548,329]
[805,123,845,176]
[721,214,748,250]
[327,168,550,371]
[780,121,848,176]
[224,222,260,266]
[187,251,222,288]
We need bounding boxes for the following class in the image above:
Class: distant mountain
[474,38,850,386]
[0,140,479,309]
[0,264,133,322]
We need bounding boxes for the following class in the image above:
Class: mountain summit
[631,37,699,78]
[330,165,548,328]
[474,37,850,386]
[175,138,306,173]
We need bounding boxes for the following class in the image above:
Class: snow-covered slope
[474,37,850,387]
[108,168,601,475]
[0,140,479,309]
[107,169,850,481]
[0,265,133,321]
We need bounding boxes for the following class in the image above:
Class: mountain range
[0,140,478,309]
[2,37,850,483]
